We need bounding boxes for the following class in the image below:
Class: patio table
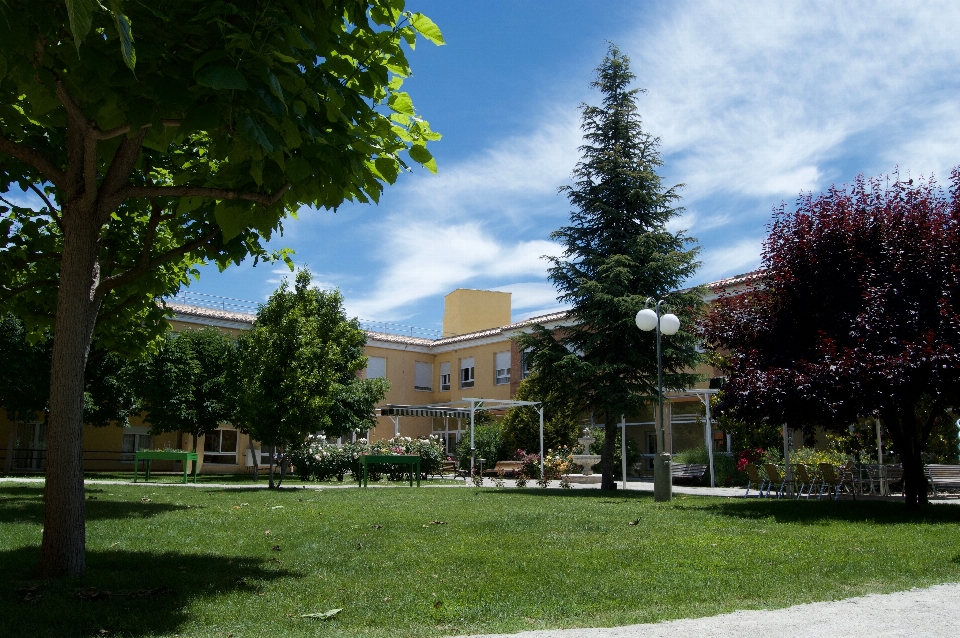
[134,450,199,484]
[357,454,421,487]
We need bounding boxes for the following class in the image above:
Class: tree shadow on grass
[0,547,298,638]
[482,487,653,501]
[689,498,960,525]
[0,485,195,525]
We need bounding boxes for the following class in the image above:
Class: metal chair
[818,463,856,500]
[794,463,815,498]
[744,463,768,498]
[764,463,793,498]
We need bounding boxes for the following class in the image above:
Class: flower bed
[289,435,445,482]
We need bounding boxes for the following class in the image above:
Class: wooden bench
[926,464,960,497]
[483,461,523,477]
[671,463,708,485]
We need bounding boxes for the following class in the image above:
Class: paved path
[452,582,960,638]
[1,475,958,503]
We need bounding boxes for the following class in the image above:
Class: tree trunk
[276,450,288,488]
[38,216,103,577]
[268,444,276,489]
[601,411,617,490]
[884,403,928,510]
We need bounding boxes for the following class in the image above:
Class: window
[521,348,533,379]
[460,357,475,389]
[204,429,238,465]
[495,351,511,385]
[366,356,386,379]
[414,361,433,391]
[120,427,152,463]
[439,362,451,391]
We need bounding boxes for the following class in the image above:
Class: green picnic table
[357,454,421,487]
[134,450,199,484]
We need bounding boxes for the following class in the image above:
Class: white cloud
[492,282,565,313]
[699,238,764,282]
[344,222,563,320]
[632,0,960,205]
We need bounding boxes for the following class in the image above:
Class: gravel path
[452,582,960,638]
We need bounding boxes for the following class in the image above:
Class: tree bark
[884,402,929,510]
[38,212,102,577]
[601,411,616,490]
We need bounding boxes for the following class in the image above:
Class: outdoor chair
[818,463,856,500]
[764,463,793,499]
[744,463,768,498]
[794,463,815,498]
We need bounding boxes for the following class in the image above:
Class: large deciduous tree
[704,170,960,509]
[236,269,387,488]
[518,44,703,490]
[0,0,442,576]
[133,326,237,451]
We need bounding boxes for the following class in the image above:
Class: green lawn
[2,484,960,638]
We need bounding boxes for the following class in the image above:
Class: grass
[2,484,960,638]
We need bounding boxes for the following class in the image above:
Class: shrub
[673,446,740,487]
[288,435,445,482]
[455,421,508,471]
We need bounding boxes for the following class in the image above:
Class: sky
[17,1,960,333]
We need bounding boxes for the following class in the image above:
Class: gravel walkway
[452,582,960,638]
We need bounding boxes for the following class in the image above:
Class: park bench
[926,464,960,497]
[671,463,708,485]
[483,461,523,477]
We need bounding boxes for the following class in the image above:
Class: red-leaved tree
[704,169,960,509]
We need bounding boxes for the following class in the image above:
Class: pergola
[665,388,720,487]
[380,398,543,477]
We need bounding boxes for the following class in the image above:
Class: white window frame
[495,351,511,385]
[439,362,451,392]
[521,348,534,379]
[460,357,475,389]
[203,428,239,465]
[120,427,153,464]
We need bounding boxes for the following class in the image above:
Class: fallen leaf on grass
[97,630,112,636]
[271,505,284,509]
[627,519,640,526]
[300,608,342,620]
[16,586,41,605]
[372,524,383,529]
[264,530,271,535]
[77,587,111,601]
[430,520,447,525]
[272,545,281,551]
[383,597,392,602]
[140,497,152,503]
[433,601,443,609]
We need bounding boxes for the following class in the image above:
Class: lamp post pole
[636,298,679,503]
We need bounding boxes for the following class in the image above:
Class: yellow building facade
[2,278,748,477]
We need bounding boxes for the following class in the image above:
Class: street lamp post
[636,298,680,502]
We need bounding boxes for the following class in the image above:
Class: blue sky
[16,2,960,332]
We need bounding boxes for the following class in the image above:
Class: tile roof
[166,302,256,324]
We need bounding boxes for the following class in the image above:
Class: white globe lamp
[659,313,681,335]
[635,308,658,331]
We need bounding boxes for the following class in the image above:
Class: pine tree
[519,44,703,490]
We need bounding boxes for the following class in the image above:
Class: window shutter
[366,356,386,379]
[415,361,433,391]
[495,351,510,370]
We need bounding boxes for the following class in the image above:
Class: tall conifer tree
[519,44,703,490]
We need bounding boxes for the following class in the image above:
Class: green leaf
[238,115,273,152]
[196,65,249,90]
[271,50,298,64]
[65,0,97,48]
[193,50,229,74]
[408,145,437,174]
[113,12,136,72]
[300,609,342,620]
[409,13,444,46]
[387,92,414,115]
[214,202,255,241]
[374,157,399,183]
[262,68,284,100]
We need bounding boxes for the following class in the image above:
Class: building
[1,277,756,476]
